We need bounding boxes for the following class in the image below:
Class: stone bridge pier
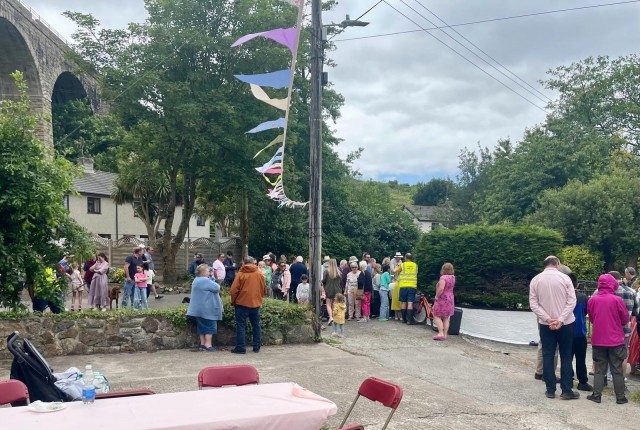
[0,0,101,147]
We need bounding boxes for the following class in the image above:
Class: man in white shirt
[212,253,226,285]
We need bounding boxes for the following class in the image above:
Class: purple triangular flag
[231,28,297,53]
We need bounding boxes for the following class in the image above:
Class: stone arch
[0,17,41,100]
[51,71,88,106]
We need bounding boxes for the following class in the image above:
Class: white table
[0,382,338,430]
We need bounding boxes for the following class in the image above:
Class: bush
[108,268,125,284]
[561,245,603,281]
[415,223,563,307]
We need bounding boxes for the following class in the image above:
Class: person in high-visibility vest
[394,253,418,325]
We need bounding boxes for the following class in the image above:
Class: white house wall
[68,194,210,239]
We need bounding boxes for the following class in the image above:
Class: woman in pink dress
[432,263,456,341]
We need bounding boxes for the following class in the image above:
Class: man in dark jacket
[570,273,592,391]
[230,257,266,354]
[223,251,237,286]
[288,256,308,303]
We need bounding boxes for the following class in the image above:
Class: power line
[335,0,640,42]
[381,0,548,112]
[411,0,551,102]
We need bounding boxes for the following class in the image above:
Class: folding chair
[96,389,156,399]
[197,365,259,389]
[0,380,30,406]
[339,377,403,430]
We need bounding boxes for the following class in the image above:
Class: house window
[87,197,101,214]
[196,214,206,226]
[431,222,439,230]
[98,234,111,239]
[139,235,148,240]
[63,195,69,210]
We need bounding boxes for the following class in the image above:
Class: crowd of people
[530,256,638,405]
[186,250,459,353]
[47,245,163,313]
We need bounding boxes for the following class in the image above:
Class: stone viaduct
[0,0,101,146]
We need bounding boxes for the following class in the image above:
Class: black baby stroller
[7,331,73,404]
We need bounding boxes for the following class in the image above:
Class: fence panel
[90,235,241,283]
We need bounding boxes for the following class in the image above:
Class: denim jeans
[133,287,148,310]
[379,289,390,319]
[234,305,261,352]
[122,279,135,309]
[540,322,575,394]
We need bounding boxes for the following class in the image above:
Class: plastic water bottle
[82,365,95,404]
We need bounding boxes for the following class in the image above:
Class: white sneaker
[357,318,367,323]
[331,332,337,337]
[339,334,345,338]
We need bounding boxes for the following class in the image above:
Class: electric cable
[411,0,550,101]
[335,0,640,42]
[382,0,548,112]
[396,0,549,105]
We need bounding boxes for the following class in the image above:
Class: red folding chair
[0,380,30,406]
[197,365,259,389]
[339,377,403,430]
[96,389,156,399]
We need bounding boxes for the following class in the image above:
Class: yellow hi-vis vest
[397,262,417,288]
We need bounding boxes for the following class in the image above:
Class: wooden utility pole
[309,0,323,337]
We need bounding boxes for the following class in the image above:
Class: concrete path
[2,318,638,429]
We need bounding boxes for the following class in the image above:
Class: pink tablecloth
[0,382,338,430]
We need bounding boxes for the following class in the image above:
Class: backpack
[271,270,283,291]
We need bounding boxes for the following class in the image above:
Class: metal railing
[17,0,70,45]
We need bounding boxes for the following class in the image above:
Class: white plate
[27,402,67,413]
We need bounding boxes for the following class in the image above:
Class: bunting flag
[247,118,285,134]
[232,0,308,208]
[253,134,284,158]
[234,70,291,89]
[250,84,288,111]
[231,27,297,53]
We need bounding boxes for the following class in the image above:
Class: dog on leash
[109,285,122,310]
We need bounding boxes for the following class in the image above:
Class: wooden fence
[91,235,242,281]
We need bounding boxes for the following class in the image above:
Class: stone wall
[0,314,315,359]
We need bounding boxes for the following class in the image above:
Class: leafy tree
[412,178,455,206]
[529,171,640,270]
[544,54,640,152]
[66,0,301,282]
[0,72,94,310]
[52,98,125,172]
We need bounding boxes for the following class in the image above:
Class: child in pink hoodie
[587,273,629,404]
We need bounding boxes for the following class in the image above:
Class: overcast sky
[30,0,640,184]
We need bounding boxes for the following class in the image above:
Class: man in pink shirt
[529,256,579,400]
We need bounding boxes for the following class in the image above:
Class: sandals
[433,335,446,341]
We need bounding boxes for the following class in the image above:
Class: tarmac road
[1,315,639,429]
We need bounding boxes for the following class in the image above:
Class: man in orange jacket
[230,256,267,354]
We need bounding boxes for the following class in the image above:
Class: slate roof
[403,204,437,221]
[72,171,117,196]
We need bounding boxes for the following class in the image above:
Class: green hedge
[415,223,563,308]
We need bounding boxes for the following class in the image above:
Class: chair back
[0,380,30,406]
[95,389,155,399]
[339,377,403,430]
[358,377,403,409]
[198,365,259,389]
